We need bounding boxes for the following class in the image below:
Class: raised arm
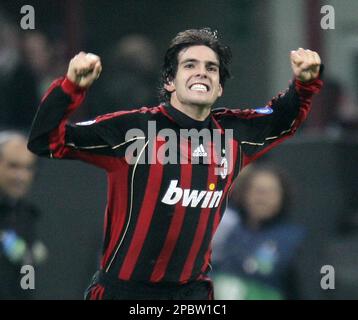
[27,52,127,170]
[214,48,323,166]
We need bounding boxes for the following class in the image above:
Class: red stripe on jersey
[119,140,164,280]
[94,106,161,124]
[213,107,268,120]
[49,78,85,159]
[101,161,130,268]
[90,285,101,300]
[201,139,239,273]
[49,118,70,159]
[180,142,218,282]
[102,205,109,244]
[41,78,67,103]
[98,286,105,300]
[159,104,177,124]
[150,141,193,282]
[210,115,224,133]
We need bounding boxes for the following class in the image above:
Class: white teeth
[190,84,207,92]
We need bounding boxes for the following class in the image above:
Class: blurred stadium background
[1,0,358,299]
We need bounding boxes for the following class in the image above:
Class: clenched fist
[66,52,102,88]
[290,48,321,82]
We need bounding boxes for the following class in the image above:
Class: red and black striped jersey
[28,76,322,284]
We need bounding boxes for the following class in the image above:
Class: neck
[170,99,211,121]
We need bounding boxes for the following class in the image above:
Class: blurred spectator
[212,164,305,300]
[304,74,358,137]
[0,131,47,299]
[87,34,159,116]
[22,31,68,97]
[0,10,38,131]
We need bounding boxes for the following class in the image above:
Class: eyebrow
[180,58,219,67]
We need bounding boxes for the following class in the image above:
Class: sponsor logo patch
[161,180,223,208]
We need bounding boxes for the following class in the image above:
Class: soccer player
[27,28,322,300]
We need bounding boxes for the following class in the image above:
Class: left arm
[214,48,323,166]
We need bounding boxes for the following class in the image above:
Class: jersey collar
[162,103,212,130]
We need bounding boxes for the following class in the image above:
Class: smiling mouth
[189,83,209,92]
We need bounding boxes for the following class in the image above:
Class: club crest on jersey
[254,107,273,114]
[161,180,223,208]
[219,157,228,179]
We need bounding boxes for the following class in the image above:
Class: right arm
[27,52,130,170]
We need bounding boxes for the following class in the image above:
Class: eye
[184,63,194,69]
[207,66,218,72]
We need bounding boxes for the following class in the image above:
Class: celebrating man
[28,28,322,300]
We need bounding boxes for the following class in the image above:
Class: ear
[164,80,175,93]
[218,84,223,97]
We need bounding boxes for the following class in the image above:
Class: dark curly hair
[159,28,232,103]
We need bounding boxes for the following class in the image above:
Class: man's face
[0,138,36,200]
[165,45,223,110]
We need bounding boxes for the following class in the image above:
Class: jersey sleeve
[213,77,323,167]
[27,77,141,170]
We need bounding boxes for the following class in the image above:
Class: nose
[195,64,208,78]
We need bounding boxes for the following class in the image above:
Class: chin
[188,98,214,107]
